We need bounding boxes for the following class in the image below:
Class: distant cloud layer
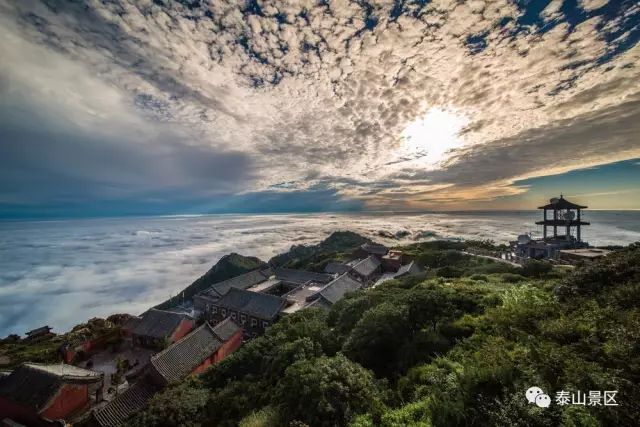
[0,0,639,212]
[2,211,639,336]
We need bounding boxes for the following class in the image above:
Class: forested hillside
[128,242,640,427]
[155,253,266,310]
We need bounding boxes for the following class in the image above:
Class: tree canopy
[128,242,640,427]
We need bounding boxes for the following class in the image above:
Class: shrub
[500,273,526,283]
[521,260,552,278]
[436,266,464,278]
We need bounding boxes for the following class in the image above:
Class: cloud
[579,0,609,12]
[2,211,639,336]
[0,0,639,213]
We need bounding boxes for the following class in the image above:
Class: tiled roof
[92,379,158,427]
[397,261,422,276]
[352,256,381,278]
[25,326,52,336]
[538,195,587,210]
[93,321,241,426]
[306,297,333,310]
[246,278,282,293]
[360,243,389,256]
[324,262,351,275]
[201,269,270,298]
[122,316,141,332]
[211,318,241,342]
[131,309,187,339]
[274,268,334,285]
[1,418,25,427]
[216,288,286,320]
[0,363,101,412]
[150,322,223,384]
[318,274,362,305]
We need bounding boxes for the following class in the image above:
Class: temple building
[91,319,242,427]
[202,288,287,338]
[349,256,382,285]
[123,309,194,349]
[24,326,53,341]
[512,195,591,261]
[0,363,103,426]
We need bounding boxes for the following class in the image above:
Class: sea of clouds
[1,211,639,336]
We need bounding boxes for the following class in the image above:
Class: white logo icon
[535,393,551,408]
[526,386,544,404]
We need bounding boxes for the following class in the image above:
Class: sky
[0,0,639,217]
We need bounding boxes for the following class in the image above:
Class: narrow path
[460,251,522,268]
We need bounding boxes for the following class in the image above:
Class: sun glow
[401,108,470,167]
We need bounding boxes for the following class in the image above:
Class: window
[251,318,257,327]
[212,306,217,314]
[221,308,226,317]
[231,312,237,320]
[262,321,269,329]
[205,304,209,312]
[240,314,247,324]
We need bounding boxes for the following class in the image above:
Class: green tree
[277,354,381,427]
[343,302,411,376]
[127,380,209,427]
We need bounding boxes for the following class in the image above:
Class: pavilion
[513,195,590,260]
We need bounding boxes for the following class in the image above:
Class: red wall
[170,319,194,343]
[63,330,121,363]
[191,329,243,375]
[214,329,243,362]
[41,383,89,420]
[191,358,213,375]
[0,396,49,426]
[0,386,88,426]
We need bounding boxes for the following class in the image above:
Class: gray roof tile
[131,309,188,340]
[0,363,101,411]
[92,379,158,427]
[150,322,223,384]
[201,270,270,298]
[216,288,286,320]
[274,268,334,285]
[211,318,242,342]
[324,262,351,274]
[352,256,381,277]
[360,243,389,256]
[318,274,362,305]
[397,261,422,276]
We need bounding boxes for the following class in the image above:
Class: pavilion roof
[538,195,587,210]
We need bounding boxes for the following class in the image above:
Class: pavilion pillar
[577,209,581,242]
[543,209,547,239]
[553,209,557,238]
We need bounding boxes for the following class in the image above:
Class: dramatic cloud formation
[2,211,639,335]
[0,0,639,213]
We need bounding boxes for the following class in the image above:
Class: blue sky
[477,159,640,210]
[0,0,639,218]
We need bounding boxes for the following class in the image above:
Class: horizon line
[1,208,639,223]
